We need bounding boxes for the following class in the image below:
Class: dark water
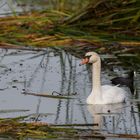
[0,48,139,140]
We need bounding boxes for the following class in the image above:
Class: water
[0,48,139,140]
[0,0,89,17]
[0,48,92,123]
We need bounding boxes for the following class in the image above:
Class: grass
[0,2,140,51]
[0,117,140,139]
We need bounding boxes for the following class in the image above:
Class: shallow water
[0,0,88,17]
[0,48,139,140]
[0,48,92,123]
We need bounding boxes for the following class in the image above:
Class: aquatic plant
[0,0,140,51]
[0,116,140,139]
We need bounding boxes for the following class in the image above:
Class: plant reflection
[87,102,140,134]
[0,48,139,135]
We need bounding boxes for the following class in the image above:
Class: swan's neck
[91,58,102,99]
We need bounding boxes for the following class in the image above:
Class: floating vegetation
[0,109,29,114]
[0,118,77,139]
[22,91,75,99]
[0,117,140,139]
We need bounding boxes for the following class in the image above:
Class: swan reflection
[87,102,140,134]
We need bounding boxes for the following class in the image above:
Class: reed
[0,0,140,54]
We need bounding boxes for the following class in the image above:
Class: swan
[80,52,126,104]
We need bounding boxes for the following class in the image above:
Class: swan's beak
[79,58,89,66]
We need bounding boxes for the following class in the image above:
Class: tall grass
[65,0,140,30]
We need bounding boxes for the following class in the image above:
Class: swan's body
[87,85,126,104]
[80,52,126,104]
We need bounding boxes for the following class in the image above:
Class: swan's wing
[101,85,126,104]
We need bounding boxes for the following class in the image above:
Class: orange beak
[79,57,89,66]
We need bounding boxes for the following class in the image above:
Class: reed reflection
[87,102,140,134]
[0,47,139,135]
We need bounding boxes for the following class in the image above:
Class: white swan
[80,52,126,104]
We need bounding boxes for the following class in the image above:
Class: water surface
[0,48,139,140]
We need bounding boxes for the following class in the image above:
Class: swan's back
[101,85,126,104]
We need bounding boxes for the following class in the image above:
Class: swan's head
[80,52,100,65]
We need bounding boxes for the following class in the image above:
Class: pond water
[0,48,139,140]
[0,0,89,17]
[0,0,49,16]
